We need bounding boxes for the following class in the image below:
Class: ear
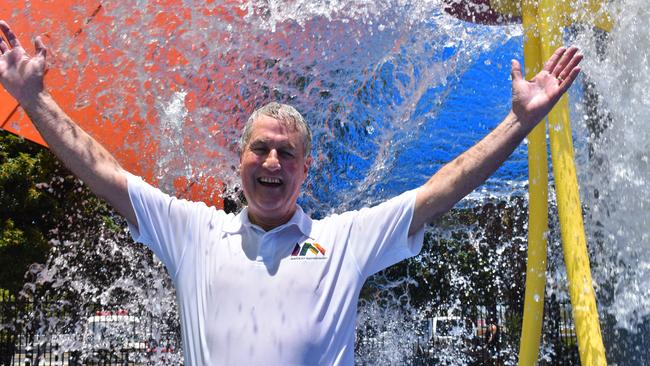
[303,156,312,176]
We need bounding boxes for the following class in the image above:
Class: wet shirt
[126,173,425,365]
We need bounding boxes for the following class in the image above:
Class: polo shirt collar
[222,205,311,236]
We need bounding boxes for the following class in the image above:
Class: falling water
[571,0,650,363]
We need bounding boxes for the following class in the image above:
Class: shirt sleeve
[347,188,425,278]
[126,172,209,278]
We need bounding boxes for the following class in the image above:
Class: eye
[249,144,268,155]
[279,149,295,158]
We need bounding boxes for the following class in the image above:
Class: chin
[254,202,287,213]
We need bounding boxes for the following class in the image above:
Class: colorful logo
[292,242,327,257]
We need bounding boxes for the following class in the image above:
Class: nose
[262,149,281,171]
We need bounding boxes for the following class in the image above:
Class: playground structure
[447,1,612,365]
[0,1,623,365]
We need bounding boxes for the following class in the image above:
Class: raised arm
[409,46,583,235]
[0,21,137,226]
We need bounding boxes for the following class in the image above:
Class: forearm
[20,92,136,223]
[408,48,582,235]
[410,111,532,233]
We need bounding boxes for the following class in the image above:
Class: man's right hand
[0,21,47,104]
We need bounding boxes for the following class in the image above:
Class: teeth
[259,177,281,184]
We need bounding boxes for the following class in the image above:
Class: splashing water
[9,0,650,364]
[570,0,650,362]
[575,0,650,324]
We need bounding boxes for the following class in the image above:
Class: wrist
[18,90,51,110]
[506,110,537,139]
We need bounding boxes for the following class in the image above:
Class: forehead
[247,115,303,146]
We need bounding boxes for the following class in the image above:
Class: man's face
[239,115,311,230]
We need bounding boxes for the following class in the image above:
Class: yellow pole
[518,0,548,364]
[490,0,614,32]
[537,0,607,365]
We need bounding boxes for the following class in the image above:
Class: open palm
[511,47,583,127]
[0,21,47,104]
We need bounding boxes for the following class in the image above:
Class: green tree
[1,131,55,295]
[0,130,108,297]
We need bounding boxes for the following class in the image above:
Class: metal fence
[409,305,513,366]
[404,300,578,365]
[0,292,181,366]
[2,293,579,365]
[541,297,580,366]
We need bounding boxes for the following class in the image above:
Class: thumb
[511,59,523,82]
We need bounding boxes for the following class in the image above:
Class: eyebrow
[249,138,297,150]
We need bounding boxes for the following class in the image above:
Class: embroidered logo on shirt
[291,242,327,260]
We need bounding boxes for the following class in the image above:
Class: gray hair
[240,102,312,157]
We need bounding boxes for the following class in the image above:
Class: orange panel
[0,1,102,146]
[0,0,236,208]
[1,0,103,146]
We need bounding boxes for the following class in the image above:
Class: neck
[247,207,297,231]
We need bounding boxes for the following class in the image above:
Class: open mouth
[257,177,283,187]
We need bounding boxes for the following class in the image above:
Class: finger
[511,59,523,82]
[542,47,567,73]
[0,20,8,52]
[34,36,47,58]
[552,46,579,77]
[0,20,22,49]
[559,67,581,94]
[557,52,583,81]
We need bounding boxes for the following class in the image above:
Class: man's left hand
[511,46,583,127]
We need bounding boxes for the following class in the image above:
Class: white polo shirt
[126,173,425,365]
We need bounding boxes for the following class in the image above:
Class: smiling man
[239,108,312,231]
[121,100,427,364]
[0,20,582,365]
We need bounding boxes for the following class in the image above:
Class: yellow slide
[440,0,611,363]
